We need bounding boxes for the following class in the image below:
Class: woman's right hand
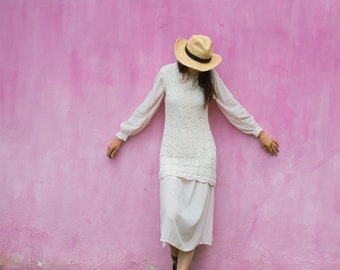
[107,137,123,159]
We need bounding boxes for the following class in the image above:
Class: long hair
[177,62,215,109]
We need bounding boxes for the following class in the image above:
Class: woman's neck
[187,68,200,77]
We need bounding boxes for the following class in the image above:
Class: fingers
[272,139,279,149]
[107,137,123,159]
[263,139,279,156]
[258,131,279,156]
[269,146,279,156]
[271,139,279,156]
[263,145,270,154]
[106,147,113,158]
[263,145,275,156]
[107,149,113,158]
[107,145,119,159]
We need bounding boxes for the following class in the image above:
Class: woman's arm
[107,70,165,158]
[213,70,279,156]
[213,70,262,136]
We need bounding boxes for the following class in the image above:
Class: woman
[107,35,279,270]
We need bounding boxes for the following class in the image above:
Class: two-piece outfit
[116,63,262,251]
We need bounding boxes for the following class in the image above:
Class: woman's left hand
[257,131,279,156]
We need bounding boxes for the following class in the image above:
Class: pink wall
[1,0,340,269]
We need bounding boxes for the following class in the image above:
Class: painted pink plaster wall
[1,0,340,269]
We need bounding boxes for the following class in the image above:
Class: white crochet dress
[116,63,262,185]
[116,63,263,250]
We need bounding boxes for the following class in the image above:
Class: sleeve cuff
[116,131,128,141]
[254,127,264,137]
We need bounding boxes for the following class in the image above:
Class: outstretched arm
[116,71,165,141]
[213,70,263,136]
[107,70,165,158]
[213,70,279,156]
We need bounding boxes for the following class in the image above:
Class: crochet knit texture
[116,63,262,185]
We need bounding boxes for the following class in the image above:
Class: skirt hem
[160,239,212,252]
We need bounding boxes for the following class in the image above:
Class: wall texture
[1,0,340,269]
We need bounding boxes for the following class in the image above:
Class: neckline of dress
[179,73,198,83]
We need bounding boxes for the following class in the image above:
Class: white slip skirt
[160,176,215,252]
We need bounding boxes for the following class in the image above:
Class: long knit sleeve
[116,71,165,141]
[213,70,263,137]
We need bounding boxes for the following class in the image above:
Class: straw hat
[174,35,222,72]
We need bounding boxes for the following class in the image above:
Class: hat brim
[174,38,222,72]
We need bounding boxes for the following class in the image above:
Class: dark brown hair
[177,62,215,108]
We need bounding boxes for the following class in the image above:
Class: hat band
[185,45,211,64]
